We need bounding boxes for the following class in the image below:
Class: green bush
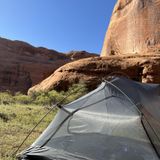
[31,83,88,106]
[33,92,51,106]
[63,83,88,104]
[14,94,32,104]
[0,83,88,106]
[32,91,61,106]
[0,92,14,105]
[48,90,65,104]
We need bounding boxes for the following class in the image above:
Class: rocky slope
[0,37,97,93]
[28,55,160,93]
[29,0,160,93]
[101,0,160,56]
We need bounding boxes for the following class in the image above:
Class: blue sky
[0,0,117,54]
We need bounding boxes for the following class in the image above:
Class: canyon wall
[0,37,96,93]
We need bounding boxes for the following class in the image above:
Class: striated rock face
[101,0,160,56]
[28,55,160,94]
[0,37,97,93]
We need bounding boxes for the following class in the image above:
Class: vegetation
[0,83,88,160]
[0,104,55,160]
[0,83,87,106]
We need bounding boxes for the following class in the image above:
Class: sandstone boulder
[28,54,160,94]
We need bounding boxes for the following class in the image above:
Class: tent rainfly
[18,77,160,160]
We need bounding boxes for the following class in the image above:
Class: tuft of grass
[0,104,56,160]
[14,93,32,105]
[0,92,14,105]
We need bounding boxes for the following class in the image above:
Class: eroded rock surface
[101,0,160,56]
[0,37,97,93]
[28,55,160,94]
[66,50,97,60]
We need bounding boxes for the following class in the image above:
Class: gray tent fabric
[19,77,160,160]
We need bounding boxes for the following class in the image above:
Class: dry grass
[0,104,56,160]
[0,83,88,160]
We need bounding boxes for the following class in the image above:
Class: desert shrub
[29,91,41,100]
[14,94,32,104]
[0,92,14,105]
[0,83,88,106]
[48,90,65,104]
[63,83,88,104]
[33,90,64,106]
[30,83,88,106]
[34,94,51,106]
[0,112,10,122]
[0,112,16,122]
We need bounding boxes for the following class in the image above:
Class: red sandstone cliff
[101,0,160,56]
[0,37,97,93]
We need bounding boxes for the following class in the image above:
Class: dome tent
[19,77,160,160]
